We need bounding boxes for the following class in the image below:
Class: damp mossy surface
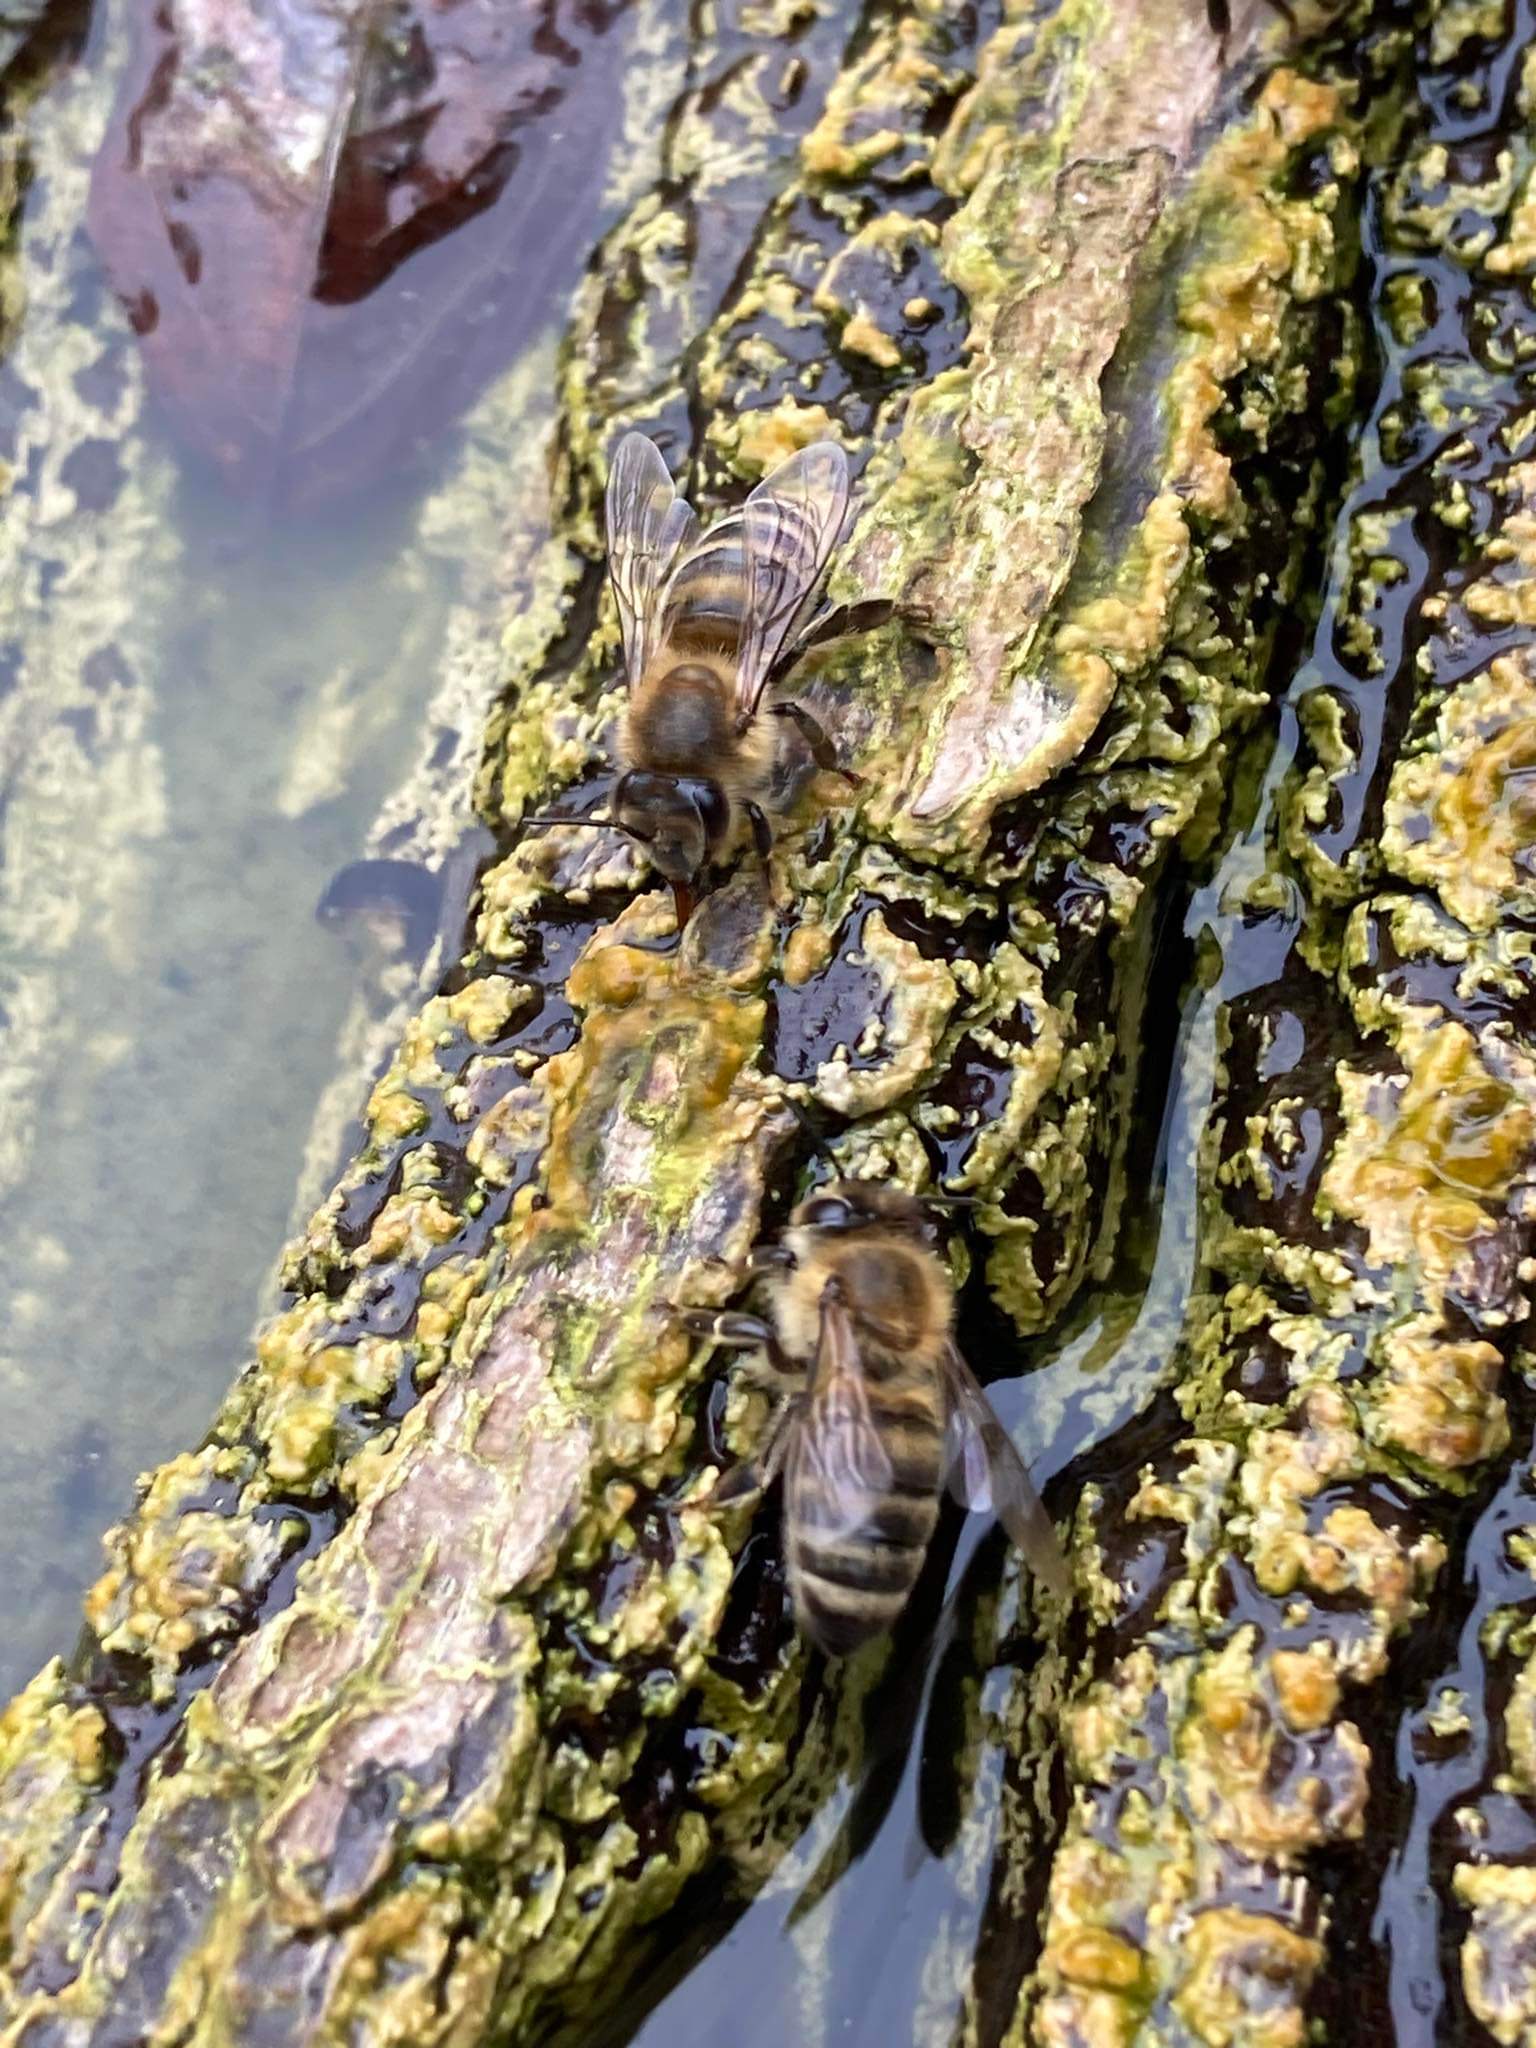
[1032,7,1536,2045]
[0,2,1465,2044]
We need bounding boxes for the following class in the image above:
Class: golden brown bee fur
[683,1181,1066,1658]
[600,433,856,924]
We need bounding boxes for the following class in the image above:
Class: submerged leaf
[88,0,635,500]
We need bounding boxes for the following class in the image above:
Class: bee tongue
[670,878,697,931]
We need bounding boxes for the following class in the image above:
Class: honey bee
[679,1181,1068,1656]
[531,433,862,928]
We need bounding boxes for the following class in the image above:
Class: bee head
[792,1180,931,1239]
[790,1178,979,1256]
[614,770,730,887]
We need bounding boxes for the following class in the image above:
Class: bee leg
[675,1308,783,1359]
[743,1243,795,1277]
[676,1308,802,1400]
[769,701,865,790]
[743,800,774,862]
[711,1398,798,1508]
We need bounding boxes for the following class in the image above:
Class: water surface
[0,0,655,1693]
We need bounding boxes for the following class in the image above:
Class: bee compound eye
[799,1194,857,1232]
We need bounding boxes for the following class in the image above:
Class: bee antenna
[778,1093,839,1172]
[521,814,652,848]
[926,1192,983,1213]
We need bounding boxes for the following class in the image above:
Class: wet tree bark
[0,2,1498,2045]
[1019,7,1536,2046]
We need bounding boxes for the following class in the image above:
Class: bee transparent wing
[735,440,850,722]
[794,1291,894,1524]
[605,431,700,690]
[940,1345,1068,1596]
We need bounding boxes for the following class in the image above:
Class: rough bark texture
[0,1,1488,2044]
[1033,7,1536,2046]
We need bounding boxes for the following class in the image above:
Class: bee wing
[605,432,700,690]
[735,440,850,722]
[794,1292,894,1521]
[940,1345,1068,1596]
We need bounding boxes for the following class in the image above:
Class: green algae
[1030,8,1536,2043]
[0,0,1424,2041]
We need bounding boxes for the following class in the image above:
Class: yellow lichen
[840,308,902,368]
[1054,1926,1149,1996]
[1369,1315,1509,1472]
[1268,1647,1340,1735]
[1455,1863,1536,2048]
[720,400,840,479]
[1384,655,1536,931]
[1323,1018,1536,1314]
[811,908,958,1115]
[1170,72,1348,521]
[1181,1635,1368,1856]
[800,17,951,183]
[83,1449,285,1687]
[1505,1657,1536,1797]
[1171,1907,1323,2048]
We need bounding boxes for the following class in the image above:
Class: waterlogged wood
[1030,9,1536,2046]
[0,2,1388,2043]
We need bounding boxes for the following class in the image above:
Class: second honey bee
[680,1181,1068,1656]
[548,432,862,928]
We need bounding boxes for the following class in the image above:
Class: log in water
[5,2,1535,2045]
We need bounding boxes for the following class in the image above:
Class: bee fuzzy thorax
[775,1228,952,1363]
[684,1172,1068,1654]
[626,664,736,774]
[603,430,858,923]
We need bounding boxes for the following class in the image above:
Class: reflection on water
[0,0,654,1694]
[88,0,642,503]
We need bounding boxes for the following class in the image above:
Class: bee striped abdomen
[662,515,747,653]
[786,1368,944,1656]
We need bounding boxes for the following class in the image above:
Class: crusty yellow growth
[1384,654,1536,932]
[1182,1633,1369,1856]
[84,1448,287,1682]
[1039,1374,1444,2048]
[1372,1316,1509,1470]
[1503,1654,1536,1797]
[366,978,536,1149]
[800,15,959,183]
[1324,1017,1536,1311]
[0,1665,107,1967]
[1455,1863,1536,2048]
[1171,1909,1324,2048]
[1318,1015,1535,1473]
[1170,72,1349,522]
[720,399,840,478]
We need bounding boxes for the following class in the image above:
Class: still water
[0,0,659,1694]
